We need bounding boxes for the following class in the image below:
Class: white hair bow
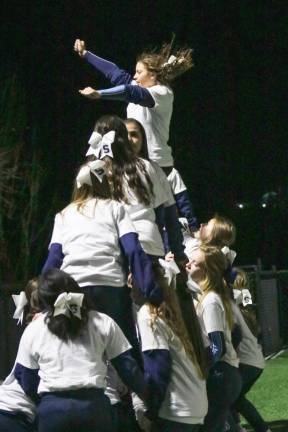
[158,258,180,288]
[162,55,177,67]
[76,160,106,188]
[233,288,252,307]
[53,292,84,319]
[221,246,237,266]
[186,277,202,295]
[12,291,28,325]
[86,130,115,158]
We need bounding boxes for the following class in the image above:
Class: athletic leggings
[37,388,114,432]
[203,361,242,432]
[232,364,269,432]
[0,410,34,432]
[152,418,201,432]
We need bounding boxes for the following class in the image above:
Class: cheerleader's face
[126,122,143,154]
[134,62,156,88]
[186,249,204,282]
[199,218,215,242]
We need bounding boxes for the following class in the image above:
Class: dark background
[0,1,287,280]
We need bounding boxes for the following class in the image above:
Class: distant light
[262,203,267,208]
[236,203,244,209]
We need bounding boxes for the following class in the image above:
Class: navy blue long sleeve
[119,232,163,306]
[208,331,226,363]
[164,204,186,260]
[174,190,199,231]
[42,243,64,273]
[84,51,133,85]
[15,363,40,403]
[111,349,145,398]
[142,349,172,419]
[98,84,155,107]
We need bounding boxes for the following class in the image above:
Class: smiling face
[186,248,205,282]
[125,121,143,155]
[133,61,157,88]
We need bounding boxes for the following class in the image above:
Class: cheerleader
[133,261,208,431]
[186,246,242,432]
[14,269,147,432]
[123,117,188,259]
[87,115,188,271]
[0,278,40,432]
[231,269,271,432]
[42,156,161,358]
[74,38,199,232]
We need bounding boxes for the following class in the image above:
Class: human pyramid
[0,38,271,432]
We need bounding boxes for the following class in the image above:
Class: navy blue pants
[37,388,115,432]
[0,410,34,432]
[232,364,268,432]
[152,418,201,432]
[84,285,141,365]
[203,361,242,432]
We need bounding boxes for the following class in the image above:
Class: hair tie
[233,288,253,307]
[86,130,115,158]
[12,292,28,325]
[162,55,177,68]
[158,258,180,289]
[53,292,84,319]
[221,246,237,266]
[76,160,106,188]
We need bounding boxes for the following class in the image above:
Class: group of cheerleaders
[0,39,271,432]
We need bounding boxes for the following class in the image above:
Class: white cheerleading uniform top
[167,168,187,195]
[16,311,131,394]
[231,303,265,369]
[137,305,208,424]
[49,199,135,287]
[122,158,167,256]
[0,367,35,422]
[150,161,175,208]
[127,83,174,167]
[198,292,239,368]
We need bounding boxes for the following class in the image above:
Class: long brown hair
[197,245,234,330]
[94,115,154,206]
[147,265,207,379]
[24,277,41,323]
[137,38,194,86]
[202,215,236,247]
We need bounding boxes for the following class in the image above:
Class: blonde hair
[197,245,234,330]
[233,267,248,290]
[137,38,193,86]
[202,215,236,247]
[147,265,206,379]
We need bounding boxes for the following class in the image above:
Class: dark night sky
[1,1,287,269]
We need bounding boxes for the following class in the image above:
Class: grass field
[243,350,288,431]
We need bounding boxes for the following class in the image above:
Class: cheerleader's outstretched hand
[79,87,101,99]
[74,39,87,57]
